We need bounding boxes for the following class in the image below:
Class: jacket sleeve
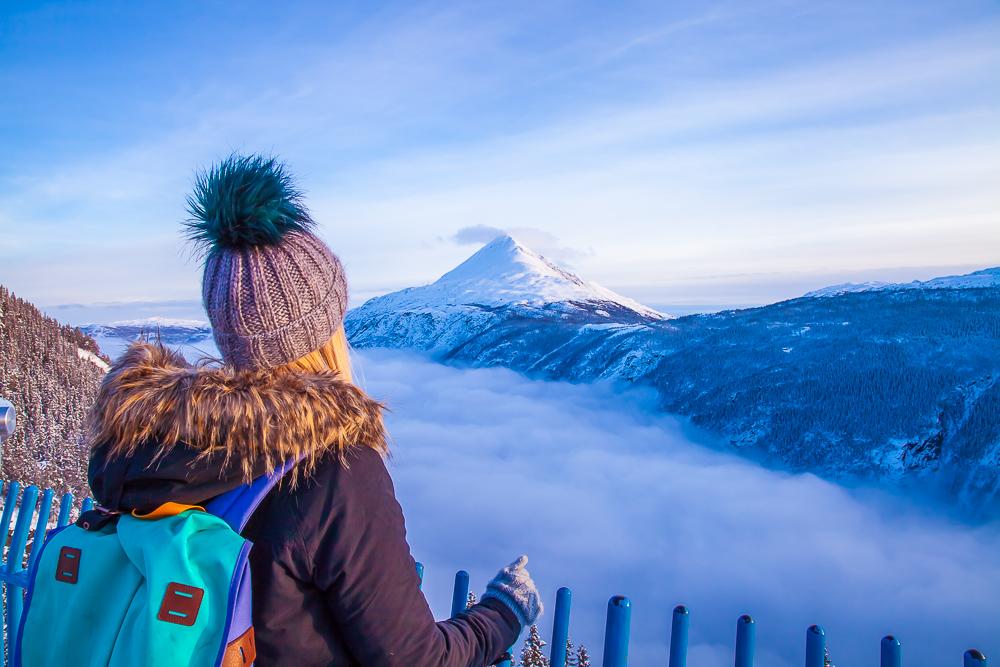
[307,447,521,667]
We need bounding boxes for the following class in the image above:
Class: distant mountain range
[345,236,1000,514]
[81,317,214,360]
[76,237,1000,513]
[804,267,1000,297]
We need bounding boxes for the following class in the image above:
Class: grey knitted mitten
[481,555,543,627]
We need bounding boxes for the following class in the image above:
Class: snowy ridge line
[93,317,210,328]
[805,267,1000,297]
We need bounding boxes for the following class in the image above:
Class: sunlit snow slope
[346,235,665,355]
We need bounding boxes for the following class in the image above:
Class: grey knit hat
[185,154,348,371]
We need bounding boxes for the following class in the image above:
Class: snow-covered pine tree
[575,645,591,667]
[564,638,576,667]
[519,624,549,667]
[467,591,477,609]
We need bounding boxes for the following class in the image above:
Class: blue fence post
[550,587,572,666]
[0,480,20,663]
[81,497,95,514]
[6,485,39,656]
[602,595,631,667]
[965,650,988,667]
[415,562,424,590]
[451,570,470,617]
[26,488,54,575]
[805,625,825,667]
[0,481,20,540]
[735,615,756,667]
[56,492,74,527]
[880,635,901,667]
[669,605,689,667]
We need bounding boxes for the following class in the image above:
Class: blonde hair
[279,327,353,383]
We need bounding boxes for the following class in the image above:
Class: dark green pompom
[184,154,314,252]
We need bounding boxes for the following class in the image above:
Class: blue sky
[2,0,998,312]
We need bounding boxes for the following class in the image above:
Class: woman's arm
[310,447,521,667]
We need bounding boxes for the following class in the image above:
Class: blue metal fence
[0,480,992,666]
[0,481,82,666]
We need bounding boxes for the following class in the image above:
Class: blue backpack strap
[204,458,301,532]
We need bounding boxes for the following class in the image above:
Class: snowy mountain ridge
[805,267,1000,297]
[103,317,210,328]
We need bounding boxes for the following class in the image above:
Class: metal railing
[421,569,991,666]
[0,481,92,666]
[0,481,991,666]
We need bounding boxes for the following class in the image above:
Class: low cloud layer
[355,349,1000,667]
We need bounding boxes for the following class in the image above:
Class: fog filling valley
[354,349,1000,666]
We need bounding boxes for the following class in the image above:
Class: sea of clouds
[353,349,1000,667]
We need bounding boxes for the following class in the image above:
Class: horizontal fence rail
[0,481,992,666]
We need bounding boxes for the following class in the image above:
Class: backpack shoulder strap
[204,458,301,532]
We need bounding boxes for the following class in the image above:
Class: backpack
[13,461,297,667]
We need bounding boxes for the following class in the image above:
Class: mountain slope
[346,243,1000,513]
[347,235,664,354]
[0,286,107,494]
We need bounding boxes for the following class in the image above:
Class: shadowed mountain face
[347,237,1000,514]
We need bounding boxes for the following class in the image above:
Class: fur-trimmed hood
[87,342,386,506]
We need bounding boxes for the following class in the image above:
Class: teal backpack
[13,462,295,667]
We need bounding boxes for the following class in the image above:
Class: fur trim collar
[87,342,386,482]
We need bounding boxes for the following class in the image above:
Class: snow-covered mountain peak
[356,235,665,320]
[436,234,585,289]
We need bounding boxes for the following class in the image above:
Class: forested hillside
[0,286,107,494]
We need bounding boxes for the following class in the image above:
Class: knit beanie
[184,154,348,371]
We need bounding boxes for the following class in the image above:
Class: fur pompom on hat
[184,154,347,370]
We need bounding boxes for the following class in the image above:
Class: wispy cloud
[451,225,507,245]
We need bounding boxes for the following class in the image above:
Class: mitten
[481,555,542,627]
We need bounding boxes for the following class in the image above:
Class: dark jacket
[86,343,519,666]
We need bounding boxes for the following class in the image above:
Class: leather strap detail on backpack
[221,627,256,666]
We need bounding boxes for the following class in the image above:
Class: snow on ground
[76,347,110,371]
[354,349,1000,667]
